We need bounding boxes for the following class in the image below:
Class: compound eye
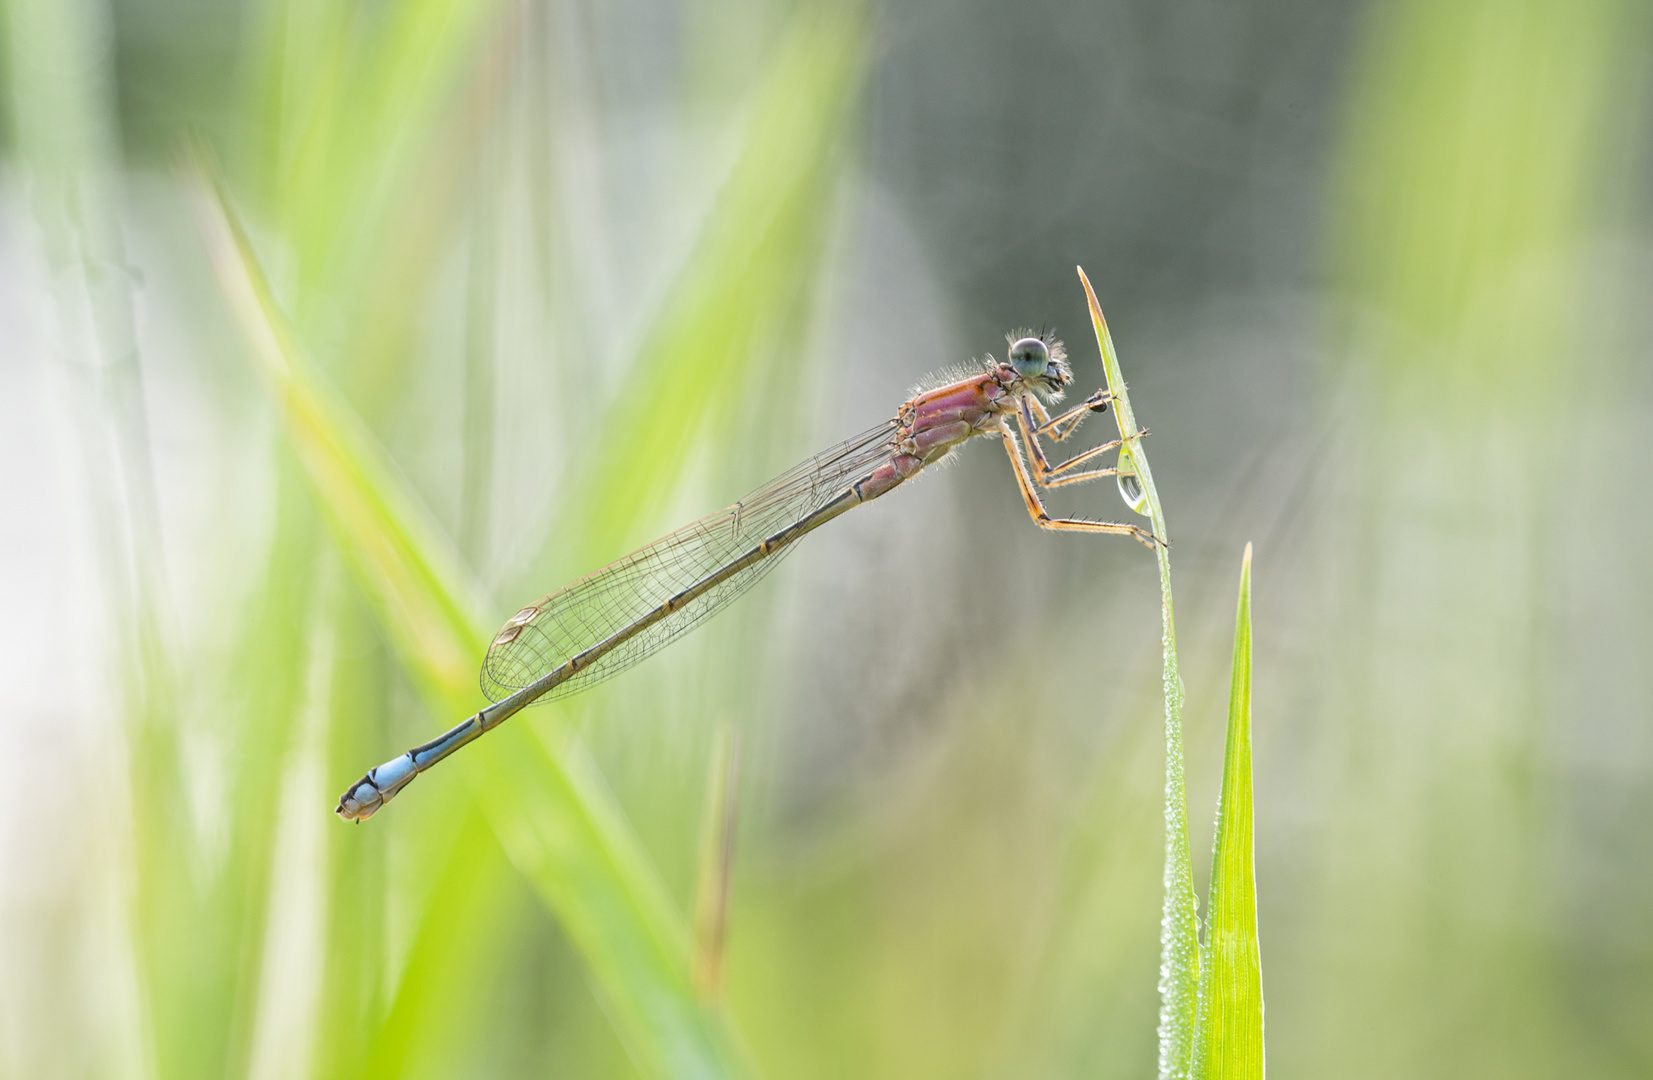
[1009,337,1049,379]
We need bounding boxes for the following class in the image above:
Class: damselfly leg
[1016,395,1150,493]
[999,404,1159,547]
[1029,388,1112,441]
[998,431,1157,546]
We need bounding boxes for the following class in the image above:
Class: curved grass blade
[551,5,868,579]
[1077,266,1199,1079]
[1193,544,1265,1080]
[188,4,867,1074]
[189,168,754,1080]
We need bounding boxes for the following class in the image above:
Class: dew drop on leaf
[1116,447,1149,515]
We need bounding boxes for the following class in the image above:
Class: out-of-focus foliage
[3,1,1651,1079]
[190,164,755,1079]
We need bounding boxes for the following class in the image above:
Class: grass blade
[553,6,867,577]
[189,8,864,1073]
[1193,544,1265,1080]
[189,166,753,1080]
[692,726,742,1005]
[1077,266,1199,1080]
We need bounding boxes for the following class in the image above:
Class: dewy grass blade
[1194,545,1265,1080]
[1077,267,1199,1080]
[189,167,754,1080]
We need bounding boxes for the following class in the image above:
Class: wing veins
[480,421,896,703]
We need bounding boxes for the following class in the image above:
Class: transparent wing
[481,421,897,703]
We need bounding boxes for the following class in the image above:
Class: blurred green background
[2,0,1650,1078]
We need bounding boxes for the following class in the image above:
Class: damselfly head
[1007,331,1071,397]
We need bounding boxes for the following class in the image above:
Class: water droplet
[1116,447,1149,515]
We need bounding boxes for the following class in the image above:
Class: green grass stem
[1078,266,1199,1080]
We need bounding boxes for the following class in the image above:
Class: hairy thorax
[853,364,1028,502]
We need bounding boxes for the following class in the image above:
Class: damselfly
[336,331,1157,821]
